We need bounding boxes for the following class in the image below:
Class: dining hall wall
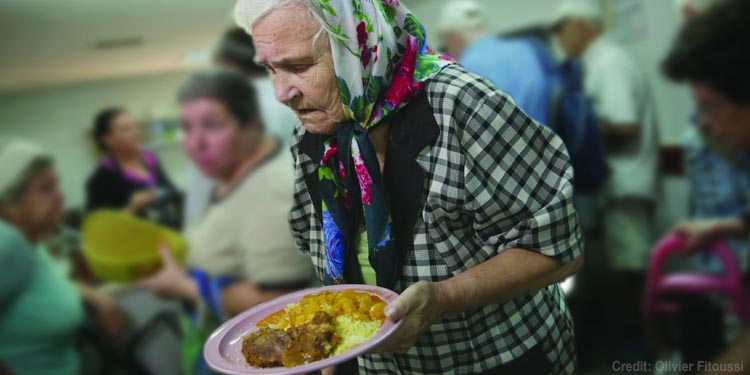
[0,70,191,210]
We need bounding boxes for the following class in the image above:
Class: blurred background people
[139,68,315,320]
[438,0,609,197]
[0,140,123,375]
[554,0,660,361]
[662,0,750,369]
[182,27,299,230]
[86,108,182,229]
[2,0,749,373]
[438,0,550,125]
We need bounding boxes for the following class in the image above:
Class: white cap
[438,0,486,34]
[0,140,50,197]
[553,0,604,24]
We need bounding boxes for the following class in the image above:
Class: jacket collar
[297,91,439,285]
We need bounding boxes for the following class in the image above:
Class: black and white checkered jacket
[289,64,582,374]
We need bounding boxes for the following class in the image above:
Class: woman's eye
[290,64,310,74]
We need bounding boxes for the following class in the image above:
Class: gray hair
[177,67,260,128]
[0,156,54,205]
[233,0,331,49]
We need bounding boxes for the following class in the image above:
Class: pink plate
[203,284,402,375]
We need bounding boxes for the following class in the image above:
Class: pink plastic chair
[644,233,748,324]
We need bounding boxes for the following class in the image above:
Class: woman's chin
[301,120,340,135]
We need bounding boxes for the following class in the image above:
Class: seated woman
[139,68,316,319]
[0,140,123,375]
[86,108,181,229]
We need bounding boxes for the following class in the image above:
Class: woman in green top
[0,140,124,375]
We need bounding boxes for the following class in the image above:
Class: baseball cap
[552,0,604,28]
[438,0,486,34]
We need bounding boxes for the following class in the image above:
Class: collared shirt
[583,36,659,200]
[684,128,750,218]
[289,65,582,374]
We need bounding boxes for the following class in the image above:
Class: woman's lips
[296,109,318,116]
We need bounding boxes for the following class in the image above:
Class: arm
[75,282,125,343]
[672,218,744,252]
[138,250,295,317]
[221,283,292,317]
[379,250,582,352]
[0,224,34,308]
[594,58,644,152]
[437,248,582,318]
[376,81,583,352]
[601,120,639,149]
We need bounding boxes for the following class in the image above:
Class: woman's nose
[273,74,301,105]
[184,131,205,153]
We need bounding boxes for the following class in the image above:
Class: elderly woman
[233,0,584,374]
[86,108,181,228]
[139,68,316,320]
[0,140,123,375]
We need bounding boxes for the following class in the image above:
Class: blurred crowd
[1,0,749,374]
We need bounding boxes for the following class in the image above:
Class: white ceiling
[0,0,431,94]
[0,0,237,93]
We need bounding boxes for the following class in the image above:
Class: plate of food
[203,284,402,375]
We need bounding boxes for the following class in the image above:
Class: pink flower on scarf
[351,142,373,206]
[338,160,346,180]
[321,143,339,165]
[383,36,423,108]
[357,22,373,68]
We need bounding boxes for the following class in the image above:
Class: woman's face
[253,3,345,135]
[180,98,258,181]
[10,166,65,239]
[105,112,143,155]
[691,83,750,152]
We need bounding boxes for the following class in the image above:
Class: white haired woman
[234,0,584,373]
[0,140,123,375]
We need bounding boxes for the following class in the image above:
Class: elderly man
[437,0,551,125]
[553,0,659,354]
[234,0,584,373]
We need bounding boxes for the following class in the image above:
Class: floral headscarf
[313,0,454,288]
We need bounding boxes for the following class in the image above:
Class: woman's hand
[77,284,126,344]
[371,281,449,353]
[87,291,126,343]
[138,246,199,303]
[127,189,156,214]
[672,218,743,253]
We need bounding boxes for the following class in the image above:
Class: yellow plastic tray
[82,210,187,282]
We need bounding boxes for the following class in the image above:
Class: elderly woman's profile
[233,0,584,373]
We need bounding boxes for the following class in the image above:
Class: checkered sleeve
[288,125,313,255]
[456,77,583,263]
